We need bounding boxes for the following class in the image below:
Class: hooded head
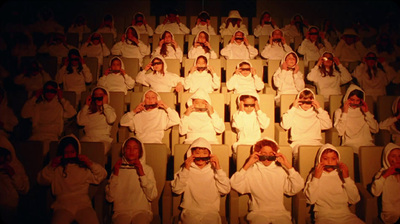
[232,30,246,44]
[141,89,161,111]
[341,28,359,45]
[260,11,272,25]
[193,55,209,72]
[270,28,284,43]
[186,137,212,169]
[281,51,299,70]
[87,32,103,45]
[149,56,167,74]
[296,88,315,111]
[226,10,243,25]
[392,96,400,116]
[198,11,210,24]
[237,92,259,114]
[315,143,341,172]
[124,26,140,44]
[57,134,88,175]
[121,137,146,165]
[236,60,253,77]
[186,89,211,110]
[343,84,365,108]
[382,143,400,170]
[133,12,145,26]
[89,86,110,113]
[252,137,280,166]
[307,26,320,42]
[108,56,125,73]
[102,14,114,28]
[41,80,59,102]
[193,30,211,52]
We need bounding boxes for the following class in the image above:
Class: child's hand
[360,100,369,112]
[175,82,184,92]
[80,57,85,65]
[162,17,169,25]
[343,99,351,113]
[132,159,145,176]
[131,36,139,45]
[312,99,320,109]
[85,95,92,106]
[255,100,260,111]
[157,100,168,110]
[189,66,197,74]
[275,152,292,169]
[133,102,145,113]
[103,94,109,105]
[243,152,260,170]
[281,61,288,70]
[184,155,194,170]
[120,69,126,76]
[293,98,300,108]
[113,159,122,176]
[210,154,220,170]
[203,41,211,49]
[121,34,126,42]
[281,36,287,44]
[206,102,214,116]
[338,162,349,178]
[185,105,194,116]
[171,39,178,48]
[314,163,324,179]
[333,57,340,65]
[104,68,111,76]
[0,163,15,177]
[317,56,324,67]
[159,39,165,47]
[144,62,152,71]
[382,165,400,178]
[235,67,241,74]
[51,156,62,168]
[35,89,43,98]
[79,154,93,167]
[230,35,235,44]
[293,64,300,74]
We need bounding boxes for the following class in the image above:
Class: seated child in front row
[304,144,364,224]
[226,60,265,94]
[232,93,270,153]
[179,89,225,144]
[106,137,157,224]
[171,137,231,224]
[379,96,400,145]
[37,135,107,224]
[230,138,304,224]
[184,55,220,93]
[371,143,400,224]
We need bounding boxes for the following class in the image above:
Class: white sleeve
[138,41,150,56]
[140,166,158,201]
[226,75,237,91]
[256,110,270,130]
[230,169,251,194]
[365,111,379,134]
[82,64,93,84]
[272,68,284,90]
[338,64,353,84]
[123,74,136,89]
[334,39,345,59]
[297,39,308,56]
[379,117,397,131]
[260,44,271,59]
[105,174,118,202]
[304,174,320,205]
[86,162,107,185]
[220,44,233,59]
[214,169,231,195]
[164,108,180,130]
[120,111,135,132]
[77,105,90,126]
[211,73,221,90]
[281,107,296,130]
[178,23,190,34]
[283,168,305,196]
[370,170,385,197]
[60,98,77,119]
[111,42,123,56]
[333,109,346,136]
[316,108,333,130]
[102,44,111,57]
[232,111,244,131]
[307,66,320,82]
[154,25,165,34]
[135,70,150,86]
[171,168,190,194]
[175,47,183,62]
[103,104,117,124]
[211,112,225,134]
[247,45,259,59]
[179,115,189,135]
[343,177,360,204]
[293,71,305,91]
[253,75,265,91]
[183,73,194,90]
[37,164,55,186]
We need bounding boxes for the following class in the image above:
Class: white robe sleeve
[103,104,117,124]
[226,75,237,91]
[111,42,123,56]
[281,107,296,130]
[179,115,190,135]
[60,98,77,119]
[214,169,231,195]
[86,162,107,185]
[210,112,225,134]
[37,164,55,186]
[220,44,233,59]
[283,168,305,196]
[294,71,305,91]
[183,73,194,90]
[164,108,180,130]
[120,111,135,132]
[379,117,397,131]
[272,68,284,90]
[56,66,67,85]
[338,64,352,84]
[370,169,385,197]
[256,110,270,130]
[135,70,149,86]
[138,41,150,57]
[365,112,379,134]
[171,168,190,194]
[247,45,259,59]
[307,66,320,82]
[139,166,158,201]
[316,107,333,130]
[343,177,360,204]
[334,109,346,136]
[304,174,320,204]
[102,43,111,57]
[254,75,265,91]
[211,73,221,90]
[230,169,251,194]
[123,74,136,89]
[105,174,118,202]
[77,105,90,126]
[82,64,93,84]
[232,111,244,132]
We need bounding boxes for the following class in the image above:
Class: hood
[296,88,316,99]
[342,84,365,104]
[236,92,260,105]
[161,30,175,41]
[232,29,246,38]
[281,51,300,65]
[236,59,253,69]
[251,137,281,154]
[270,28,284,37]
[392,96,400,115]
[150,55,168,73]
[108,56,125,70]
[141,89,161,102]
[315,143,341,166]
[91,86,110,103]
[193,55,210,67]
[121,137,146,164]
[186,88,211,107]
[186,137,212,158]
[133,12,146,20]
[194,30,210,44]
[124,26,141,40]
[86,32,104,44]
[59,134,82,154]
[291,14,304,22]
[382,143,400,169]
[341,28,358,37]
[321,51,335,58]
[307,26,319,33]
[226,10,243,23]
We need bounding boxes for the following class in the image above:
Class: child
[230,138,304,224]
[304,144,363,224]
[152,30,183,62]
[379,96,400,145]
[280,88,332,159]
[154,9,190,35]
[226,60,264,94]
[260,29,292,60]
[136,56,184,93]
[120,90,180,144]
[111,26,150,66]
[77,86,116,155]
[106,137,157,224]
[369,32,400,65]
[188,30,218,59]
[0,135,29,224]
[298,26,334,66]
[282,14,308,46]
[334,28,367,70]
[79,32,111,68]
[307,52,352,102]
[219,10,248,36]
[97,56,136,95]
[232,93,270,153]
[352,51,400,102]
[333,84,379,154]
[21,81,77,141]
[253,11,279,38]
[220,30,258,59]
[131,12,154,37]
[0,88,18,138]
[29,7,64,34]
[179,89,225,144]
[371,143,400,224]
[67,15,91,43]
[37,32,75,64]
[322,19,341,48]
[272,51,305,101]
[184,55,220,93]
[171,137,230,224]
[96,14,117,41]
[37,135,107,224]
[191,11,216,35]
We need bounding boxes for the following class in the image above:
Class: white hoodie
[14,63,52,97]
[334,29,367,63]
[97,56,136,95]
[152,30,183,62]
[379,96,400,145]
[334,84,379,153]
[304,144,362,223]
[171,137,230,223]
[154,18,190,35]
[260,29,293,60]
[56,59,93,94]
[184,56,220,93]
[253,12,278,37]
[37,135,107,215]
[226,60,264,94]
[79,32,111,66]
[131,12,154,36]
[188,30,218,59]
[297,26,334,65]
[96,14,117,40]
[106,137,157,220]
[77,86,116,154]
[219,10,249,36]
[220,30,258,59]
[280,88,332,153]
[136,56,184,92]
[371,143,400,224]
[120,90,180,143]
[179,89,225,144]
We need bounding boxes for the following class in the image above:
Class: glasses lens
[244,104,255,107]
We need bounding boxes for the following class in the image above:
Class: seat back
[267,59,280,88]
[164,59,181,76]
[121,57,140,79]
[258,35,270,52]
[358,146,384,188]
[83,56,99,83]
[14,141,45,186]
[376,95,397,122]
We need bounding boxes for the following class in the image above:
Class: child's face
[308,28,319,42]
[322,53,334,68]
[124,140,141,162]
[365,53,377,68]
[242,97,255,114]
[167,14,178,23]
[135,16,144,26]
[191,147,210,168]
[69,54,80,67]
[299,97,313,110]
[126,28,136,41]
[110,59,122,71]
[344,35,356,45]
[258,146,276,166]
[320,151,338,172]
[388,149,400,167]
[64,144,77,159]
[272,30,283,39]
[239,64,251,77]
[196,57,207,70]
[234,32,244,44]
[43,85,57,101]
[197,32,207,43]
[93,89,105,106]
[192,99,207,111]
[144,91,158,106]
[348,95,361,109]
[285,54,297,68]
[262,13,271,23]
[163,32,172,44]
[152,59,163,72]
[91,34,101,45]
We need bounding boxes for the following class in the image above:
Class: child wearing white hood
[184,55,220,93]
[188,30,218,59]
[298,26,334,66]
[219,10,248,36]
[333,84,379,154]
[79,32,111,67]
[232,93,270,153]
[226,60,264,94]
[14,60,52,98]
[171,137,230,224]
[106,137,157,224]
[154,10,190,35]
[220,30,258,59]
[371,143,400,224]
[253,11,279,37]
[96,14,117,40]
[379,96,400,145]
[282,14,308,46]
[191,11,216,35]
[77,86,116,155]
[260,29,292,60]
[281,88,332,159]
[131,12,154,36]
[230,138,304,224]
[120,90,180,144]
[179,89,225,144]
[151,30,183,62]
[111,26,150,66]
[97,56,136,95]
[136,56,184,92]
[0,136,29,224]
[0,88,18,138]
[273,51,305,101]
[334,28,367,68]
[304,144,363,224]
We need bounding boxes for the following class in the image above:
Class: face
[239,63,251,77]
[197,32,207,43]
[365,53,377,68]
[234,32,244,44]
[64,144,77,159]
[163,32,172,43]
[299,97,313,110]
[320,150,339,172]
[91,34,101,45]
[93,88,105,106]
[285,54,297,68]
[322,53,334,68]
[242,97,255,114]
[69,54,80,67]
[196,57,207,69]
[135,15,144,25]
[348,94,361,109]
[152,59,163,72]
[110,59,122,71]
[124,140,141,162]
[126,28,137,41]
[344,35,356,45]
[258,146,276,166]
[263,13,271,22]
[272,30,283,39]
[144,91,158,106]
[43,84,57,101]
[192,99,207,110]
[308,28,319,42]
[191,148,210,168]
[103,19,112,27]
[167,13,177,22]
[387,149,400,167]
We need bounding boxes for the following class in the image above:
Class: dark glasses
[365,57,377,60]
[152,62,163,66]
[197,67,207,71]
[299,101,312,104]
[144,104,158,110]
[120,163,136,169]
[194,157,210,162]
[395,168,400,173]
[309,32,319,35]
[235,37,244,40]
[91,37,100,40]
[272,38,282,42]
[324,165,339,169]
[243,104,255,107]
[44,89,57,94]
[240,68,251,71]
[92,96,103,101]
[194,107,208,112]
[70,58,80,62]
[350,103,362,107]
[111,70,121,73]
[259,155,276,161]
[322,57,333,61]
